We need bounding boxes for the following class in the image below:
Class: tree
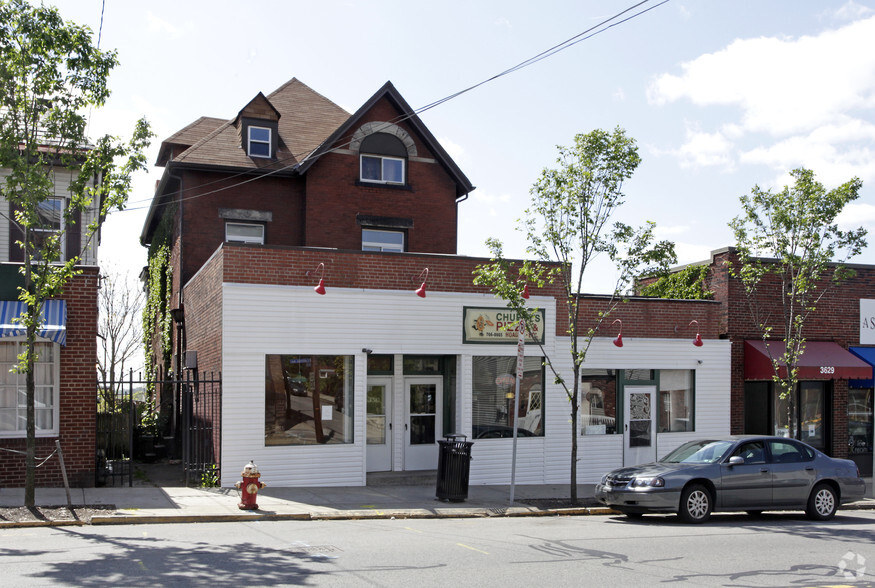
[98,266,145,408]
[0,0,152,506]
[729,167,867,439]
[474,128,675,502]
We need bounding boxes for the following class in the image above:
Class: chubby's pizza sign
[463,307,545,344]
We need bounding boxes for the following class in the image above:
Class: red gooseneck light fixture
[612,319,623,348]
[521,282,530,300]
[307,262,327,295]
[689,320,703,347]
[415,268,429,298]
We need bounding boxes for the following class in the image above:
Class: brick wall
[708,249,875,455]
[0,268,99,487]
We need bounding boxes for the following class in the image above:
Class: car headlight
[601,473,609,485]
[630,477,665,488]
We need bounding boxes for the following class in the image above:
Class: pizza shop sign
[463,307,545,344]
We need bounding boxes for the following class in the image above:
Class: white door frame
[366,377,393,472]
[404,376,442,470]
[624,385,658,466]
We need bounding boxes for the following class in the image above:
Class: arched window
[360,133,407,185]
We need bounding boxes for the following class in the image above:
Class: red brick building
[668,247,874,474]
[140,78,731,487]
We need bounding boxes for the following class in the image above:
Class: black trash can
[436,434,473,502]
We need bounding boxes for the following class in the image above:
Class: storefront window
[0,341,58,436]
[659,370,694,432]
[581,369,617,435]
[848,388,873,458]
[773,381,827,450]
[472,356,544,438]
[264,354,354,445]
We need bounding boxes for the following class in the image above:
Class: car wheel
[679,484,712,524]
[806,483,838,521]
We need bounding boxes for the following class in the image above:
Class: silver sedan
[595,435,866,523]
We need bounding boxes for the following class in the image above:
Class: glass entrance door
[366,377,392,472]
[404,377,442,470]
[624,386,657,466]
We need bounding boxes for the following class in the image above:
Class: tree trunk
[570,377,579,503]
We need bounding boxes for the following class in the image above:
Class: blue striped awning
[850,347,875,388]
[0,300,67,346]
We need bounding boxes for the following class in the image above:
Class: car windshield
[660,440,734,464]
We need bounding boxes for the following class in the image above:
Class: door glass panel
[409,383,436,445]
[629,392,652,447]
[410,415,435,445]
[367,385,386,444]
[800,382,824,449]
[409,384,436,414]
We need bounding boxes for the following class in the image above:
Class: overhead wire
[111,0,671,215]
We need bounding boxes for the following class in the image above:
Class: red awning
[744,340,873,380]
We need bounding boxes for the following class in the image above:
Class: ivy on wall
[142,205,176,381]
[639,265,713,300]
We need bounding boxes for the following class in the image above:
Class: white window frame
[0,339,60,438]
[362,229,404,252]
[225,222,265,244]
[247,126,272,158]
[360,154,405,184]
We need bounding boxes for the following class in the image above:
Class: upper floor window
[359,132,407,185]
[32,198,64,259]
[362,229,404,252]
[248,126,272,158]
[226,222,265,244]
[361,155,405,184]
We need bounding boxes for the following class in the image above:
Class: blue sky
[55,0,875,292]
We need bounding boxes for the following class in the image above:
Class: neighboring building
[0,166,101,487]
[141,77,732,487]
[658,247,874,475]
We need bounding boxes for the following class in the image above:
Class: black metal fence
[96,368,222,487]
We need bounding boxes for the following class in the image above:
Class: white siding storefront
[220,282,730,487]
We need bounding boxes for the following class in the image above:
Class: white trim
[0,338,60,438]
[247,126,272,158]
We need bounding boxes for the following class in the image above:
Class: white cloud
[613,87,626,101]
[672,123,735,170]
[147,12,183,38]
[837,202,875,228]
[830,1,874,21]
[438,136,465,163]
[647,15,875,137]
[494,17,512,29]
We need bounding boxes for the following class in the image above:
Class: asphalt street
[2,509,873,586]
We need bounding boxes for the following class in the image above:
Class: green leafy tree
[474,128,675,502]
[639,265,713,299]
[729,167,867,438]
[0,0,152,506]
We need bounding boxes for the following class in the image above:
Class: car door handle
[760,468,769,473]
[805,466,814,471]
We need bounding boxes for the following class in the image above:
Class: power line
[118,0,671,214]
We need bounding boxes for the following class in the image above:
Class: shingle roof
[155,117,225,166]
[169,78,350,171]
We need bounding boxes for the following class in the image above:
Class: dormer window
[359,132,407,185]
[248,126,272,158]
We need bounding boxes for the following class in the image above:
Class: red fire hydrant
[235,460,266,510]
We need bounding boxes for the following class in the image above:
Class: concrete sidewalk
[1,475,872,526]
[0,482,604,525]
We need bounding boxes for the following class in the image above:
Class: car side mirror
[728,456,744,466]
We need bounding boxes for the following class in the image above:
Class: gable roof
[298,81,475,198]
[168,78,350,171]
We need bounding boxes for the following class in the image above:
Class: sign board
[862,300,875,345]
[462,307,545,344]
